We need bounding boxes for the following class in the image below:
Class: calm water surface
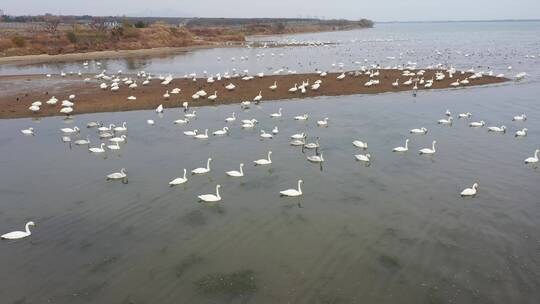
[0,22,539,304]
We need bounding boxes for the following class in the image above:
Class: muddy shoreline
[0,70,508,119]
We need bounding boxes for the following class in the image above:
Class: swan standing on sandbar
[254,151,272,165]
[192,158,212,174]
[280,180,303,197]
[226,163,244,177]
[169,169,188,186]
[461,183,479,197]
[198,185,221,202]
[419,141,436,154]
[1,221,35,240]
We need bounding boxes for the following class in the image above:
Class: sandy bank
[0,70,508,119]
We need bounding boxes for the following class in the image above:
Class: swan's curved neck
[297,181,302,194]
[405,140,408,149]
[432,142,436,151]
[267,152,272,161]
[207,159,211,170]
[535,150,539,159]
[320,152,324,161]
[183,169,187,179]
[239,165,243,174]
[25,223,32,234]
[216,186,221,198]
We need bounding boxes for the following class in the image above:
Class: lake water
[0,22,539,304]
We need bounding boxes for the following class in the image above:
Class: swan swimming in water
[1,221,35,240]
[487,125,506,133]
[393,139,409,152]
[280,180,303,197]
[524,149,539,164]
[21,128,34,135]
[107,168,127,180]
[355,153,371,163]
[226,163,244,177]
[225,112,236,122]
[513,114,527,121]
[270,108,282,118]
[169,169,188,186]
[254,151,272,165]
[184,129,198,136]
[437,117,453,125]
[194,129,209,139]
[317,118,329,127]
[213,127,229,136]
[192,158,212,174]
[352,140,368,149]
[469,121,485,127]
[198,185,222,202]
[461,183,479,197]
[410,127,428,134]
[89,143,106,153]
[419,140,436,154]
[515,128,528,137]
[307,152,324,163]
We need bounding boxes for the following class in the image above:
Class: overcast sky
[1,0,539,22]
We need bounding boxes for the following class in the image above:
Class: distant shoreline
[378,19,540,24]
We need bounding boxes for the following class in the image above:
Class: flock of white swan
[4,44,536,241]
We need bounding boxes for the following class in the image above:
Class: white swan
[304,137,320,149]
[354,153,371,162]
[317,118,329,127]
[194,129,209,139]
[445,109,452,117]
[438,117,453,125]
[107,142,121,150]
[294,114,309,120]
[169,169,188,186]
[270,108,282,118]
[89,143,106,153]
[458,112,472,118]
[290,132,306,140]
[107,168,127,180]
[21,128,34,135]
[174,118,189,124]
[289,83,298,93]
[208,91,218,101]
[393,139,409,152]
[225,112,236,122]
[226,83,236,91]
[269,81,277,91]
[253,91,262,102]
[307,152,324,163]
[410,127,428,134]
[488,125,506,133]
[74,136,91,145]
[419,140,436,154]
[192,158,212,174]
[524,149,539,164]
[352,140,368,149]
[280,180,303,197]
[114,122,127,132]
[109,135,127,143]
[1,221,35,240]
[184,129,198,136]
[469,121,485,127]
[515,128,528,137]
[213,127,229,136]
[61,126,80,134]
[461,183,479,197]
[147,120,155,125]
[185,110,197,118]
[99,132,113,138]
[98,124,115,132]
[254,151,272,165]
[155,104,164,113]
[226,163,244,177]
[513,114,527,121]
[260,130,273,139]
[198,185,222,202]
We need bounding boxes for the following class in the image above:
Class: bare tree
[89,17,109,34]
[42,16,61,35]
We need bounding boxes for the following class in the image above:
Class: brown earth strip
[0,70,508,119]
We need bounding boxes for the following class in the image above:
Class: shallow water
[0,22,540,304]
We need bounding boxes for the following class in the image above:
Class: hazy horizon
[1,0,539,22]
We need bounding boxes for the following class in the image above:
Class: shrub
[66,31,77,43]
[134,21,146,28]
[11,35,26,47]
